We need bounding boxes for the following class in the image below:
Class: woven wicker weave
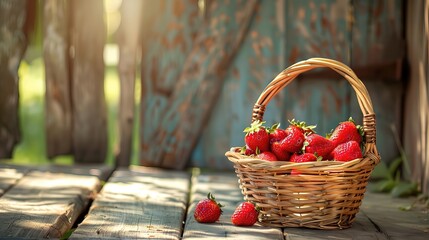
[225,58,381,229]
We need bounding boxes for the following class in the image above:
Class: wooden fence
[0,0,427,193]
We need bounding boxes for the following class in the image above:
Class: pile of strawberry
[239,118,364,163]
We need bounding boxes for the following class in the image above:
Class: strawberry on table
[257,151,278,161]
[331,140,363,162]
[231,202,259,226]
[194,193,223,223]
[329,118,363,147]
[304,133,335,159]
[244,120,270,152]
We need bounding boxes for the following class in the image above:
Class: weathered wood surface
[192,0,286,169]
[183,173,284,239]
[0,167,428,239]
[0,167,28,197]
[70,166,190,239]
[140,0,200,168]
[360,192,429,239]
[283,0,351,135]
[43,0,73,158]
[140,0,259,169]
[0,171,101,239]
[403,0,429,194]
[70,0,107,163]
[350,0,405,164]
[284,213,386,240]
[0,0,30,158]
[115,0,142,167]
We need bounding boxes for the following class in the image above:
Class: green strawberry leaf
[267,123,280,133]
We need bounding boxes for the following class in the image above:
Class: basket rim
[225,148,380,171]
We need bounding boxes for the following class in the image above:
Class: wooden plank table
[0,164,427,239]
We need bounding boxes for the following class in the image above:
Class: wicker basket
[225,58,380,229]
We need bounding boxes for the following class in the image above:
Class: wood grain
[0,0,29,158]
[0,171,100,239]
[403,0,429,194]
[43,0,73,158]
[360,192,429,240]
[350,0,405,164]
[182,173,284,239]
[192,0,286,169]
[70,166,190,239]
[115,0,143,167]
[70,0,107,163]
[283,0,352,136]
[0,166,28,197]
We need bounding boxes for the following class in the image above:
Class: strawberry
[289,119,316,134]
[329,118,363,147]
[267,123,287,144]
[304,134,335,159]
[194,193,223,223]
[290,152,321,163]
[257,151,278,161]
[240,145,255,156]
[271,141,290,161]
[244,120,270,152]
[231,202,259,226]
[275,125,305,153]
[331,140,363,162]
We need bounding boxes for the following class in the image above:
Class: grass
[5,53,141,166]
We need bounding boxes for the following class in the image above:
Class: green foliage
[369,155,419,198]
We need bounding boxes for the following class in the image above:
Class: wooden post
[403,0,429,194]
[0,0,32,158]
[115,0,142,167]
[43,0,73,158]
[70,0,107,163]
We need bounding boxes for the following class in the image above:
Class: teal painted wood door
[139,0,404,169]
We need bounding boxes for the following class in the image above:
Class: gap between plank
[60,166,116,239]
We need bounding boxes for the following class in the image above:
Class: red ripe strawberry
[290,152,320,163]
[244,121,270,152]
[271,141,290,161]
[194,193,223,223]
[329,118,363,147]
[331,140,363,162]
[257,151,278,161]
[231,202,259,226]
[240,145,255,156]
[289,119,316,134]
[268,123,288,144]
[275,125,305,153]
[304,134,335,159]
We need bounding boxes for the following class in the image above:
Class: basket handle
[251,58,379,159]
